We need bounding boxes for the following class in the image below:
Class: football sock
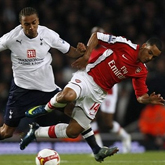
[91,121,103,147]
[118,127,130,140]
[81,127,101,154]
[110,121,120,133]
[35,124,69,138]
[110,121,130,140]
[49,123,68,138]
[45,93,67,112]
[35,126,49,137]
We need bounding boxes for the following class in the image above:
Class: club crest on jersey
[135,67,142,73]
[27,49,36,58]
[75,79,81,83]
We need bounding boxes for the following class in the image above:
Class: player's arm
[133,77,165,105]
[0,34,9,51]
[137,92,165,105]
[66,44,86,59]
[71,32,99,69]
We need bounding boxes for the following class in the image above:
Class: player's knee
[66,128,80,138]
[57,89,77,103]
[67,132,79,138]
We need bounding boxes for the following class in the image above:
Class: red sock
[48,125,57,138]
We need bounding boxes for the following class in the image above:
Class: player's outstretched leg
[122,134,131,153]
[94,146,119,162]
[25,105,48,118]
[20,122,39,150]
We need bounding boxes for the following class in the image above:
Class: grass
[0,151,165,165]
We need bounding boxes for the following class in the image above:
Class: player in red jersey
[90,27,131,153]
[20,31,164,162]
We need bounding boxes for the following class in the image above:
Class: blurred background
[0,0,165,152]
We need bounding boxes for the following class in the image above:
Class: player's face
[138,44,161,63]
[20,14,39,38]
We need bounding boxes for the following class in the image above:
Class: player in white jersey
[0,7,85,140]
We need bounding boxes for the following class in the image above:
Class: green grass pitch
[0,151,165,165]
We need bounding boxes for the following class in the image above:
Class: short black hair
[19,7,38,22]
[146,37,162,51]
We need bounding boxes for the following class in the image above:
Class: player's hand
[72,43,88,69]
[76,42,86,55]
[138,92,165,105]
[149,92,165,105]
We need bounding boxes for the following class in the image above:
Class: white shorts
[65,70,106,122]
[100,84,118,114]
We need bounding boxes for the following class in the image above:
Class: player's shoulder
[8,25,22,36]
[1,25,22,41]
[38,25,59,37]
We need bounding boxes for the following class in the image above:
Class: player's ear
[140,43,146,49]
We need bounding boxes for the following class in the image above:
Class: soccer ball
[35,148,60,165]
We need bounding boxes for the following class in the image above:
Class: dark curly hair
[19,7,38,22]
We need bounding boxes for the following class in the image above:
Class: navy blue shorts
[4,79,61,127]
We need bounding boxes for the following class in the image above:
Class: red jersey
[86,32,148,98]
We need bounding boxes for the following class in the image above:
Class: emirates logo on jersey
[135,67,142,73]
[27,49,36,58]
[75,79,81,83]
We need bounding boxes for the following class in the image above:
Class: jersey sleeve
[132,76,148,98]
[46,28,70,54]
[97,32,137,50]
[0,33,9,51]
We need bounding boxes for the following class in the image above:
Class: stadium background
[0,0,165,152]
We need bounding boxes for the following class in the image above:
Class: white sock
[110,121,120,133]
[118,127,130,140]
[35,126,49,137]
[110,121,129,140]
[45,93,67,112]
[94,134,103,147]
[91,121,103,147]
[35,123,69,138]
[54,123,69,138]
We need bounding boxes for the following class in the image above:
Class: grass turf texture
[0,151,165,165]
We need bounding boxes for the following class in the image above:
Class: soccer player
[0,7,85,140]
[20,31,164,161]
[90,27,131,153]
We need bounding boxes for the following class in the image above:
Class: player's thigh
[64,102,75,117]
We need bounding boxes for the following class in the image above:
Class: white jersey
[0,25,70,92]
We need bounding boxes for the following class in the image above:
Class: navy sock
[82,128,101,154]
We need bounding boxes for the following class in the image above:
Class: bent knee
[57,88,77,102]
[66,128,80,138]
[67,133,79,139]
